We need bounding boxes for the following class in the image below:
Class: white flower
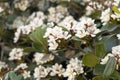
[86,6,94,15]
[34,53,44,65]
[64,68,76,80]
[0,7,4,13]
[62,31,71,39]
[47,5,69,23]
[44,26,71,40]
[44,26,71,50]
[44,26,63,40]
[112,45,120,57]
[48,40,58,51]
[22,70,31,79]
[29,18,43,30]
[100,8,111,25]
[34,65,50,80]
[28,11,46,21]
[113,0,120,6]
[14,63,28,71]
[21,25,31,35]
[0,61,8,72]
[86,26,100,37]
[101,45,120,69]
[33,52,54,65]
[117,34,120,40]
[75,29,86,38]
[9,48,24,60]
[13,28,21,43]
[58,16,77,31]
[14,0,30,11]
[13,11,45,43]
[82,17,100,37]
[100,53,114,65]
[111,45,120,70]
[50,63,65,77]
[69,58,84,74]
[64,58,84,80]
[74,17,100,38]
[104,1,112,7]
[79,17,96,27]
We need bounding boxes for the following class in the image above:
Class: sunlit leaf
[82,53,100,67]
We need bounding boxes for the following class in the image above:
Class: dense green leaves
[95,43,106,58]
[93,64,105,75]
[105,36,118,52]
[29,27,48,53]
[103,57,116,77]
[95,34,116,58]
[4,71,23,80]
[92,76,109,80]
[82,53,100,67]
[110,71,120,79]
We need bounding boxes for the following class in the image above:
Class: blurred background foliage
[0,0,120,80]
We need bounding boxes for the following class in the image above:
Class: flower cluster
[64,58,84,80]
[101,45,120,70]
[84,0,112,15]
[60,16,100,38]
[14,0,31,11]
[44,17,100,50]
[14,11,45,43]
[50,63,65,77]
[100,0,120,25]
[44,25,71,50]
[100,8,111,25]
[9,48,24,61]
[33,52,54,65]
[47,5,69,23]
[14,63,30,79]
[34,65,50,80]
[0,61,8,72]
[34,58,83,80]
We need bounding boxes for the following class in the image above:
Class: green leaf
[94,34,117,59]
[93,64,105,75]
[101,23,120,32]
[5,71,23,80]
[33,42,45,52]
[105,36,118,52]
[82,53,100,67]
[112,6,120,14]
[103,57,116,77]
[29,27,48,53]
[92,76,109,80]
[95,43,106,58]
[110,71,120,79]
[96,34,115,43]
[9,71,18,80]
[95,30,107,39]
